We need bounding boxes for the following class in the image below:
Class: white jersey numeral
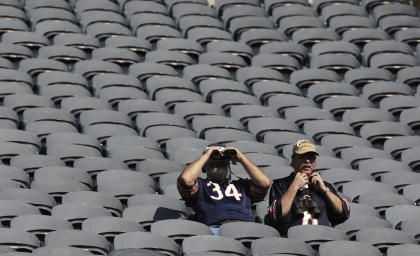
[301,211,319,225]
[225,183,242,201]
[207,182,242,201]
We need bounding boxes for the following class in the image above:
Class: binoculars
[210,149,237,160]
[295,197,321,219]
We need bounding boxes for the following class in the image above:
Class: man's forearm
[280,185,299,217]
[179,154,208,186]
[238,156,271,188]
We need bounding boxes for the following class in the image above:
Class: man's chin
[298,168,312,175]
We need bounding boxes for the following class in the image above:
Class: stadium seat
[259,41,308,66]
[285,107,334,128]
[335,214,391,240]
[387,244,420,256]
[53,33,100,53]
[10,214,72,242]
[401,146,420,172]
[340,146,393,169]
[356,227,416,253]
[183,64,231,85]
[136,158,185,178]
[114,232,180,255]
[0,199,40,227]
[62,191,123,217]
[73,156,128,179]
[400,107,420,133]
[358,158,412,180]
[347,203,380,218]
[82,216,144,242]
[318,240,381,256]
[0,229,40,252]
[291,28,338,48]
[320,134,372,157]
[359,121,412,147]
[219,222,280,247]
[182,235,247,256]
[236,67,286,87]
[385,205,420,229]
[45,229,110,255]
[150,219,212,244]
[403,184,420,205]
[306,82,358,105]
[321,168,373,192]
[287,225,349,250]
[342,180,397,202]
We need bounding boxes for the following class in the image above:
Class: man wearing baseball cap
[265,140,349,235]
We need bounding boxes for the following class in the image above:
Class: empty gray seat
[329,16,375,35]
[342,28,389,48]
[236,67,285,87]
[359,121,412,147]
[303,120,355,143]
[292,28,339,48]
[219,222,280,247]
[45,230,110,255]
[387,244,420,256]
[290,69,340,91]
[259,41,308,66]
[10,214,72,242]
[318,240,381,256]
[0,228,40,252]
[156,38,203,60]
[0,200,40,227]
[239,28,287,49]
[173,102,224,123]
[0,187,56,216]
[251,237,315,256]
[136,159,185,178]
[403,183,420,205]
[61,97,111,117]
[183,64,230,85]
[62,191,123,217]
[362,81,413,104]
[53,33,100,53]
[379,95,420,118]
[267,94,317,117]
[82,216,144,242]
[74,60,123,79]
[183,235,246,256]
[385,205,420,229]
[320,134,372,157]
[287,225,348,250]
[247,117,299,141]
[356,227,416,253]
[114,232,180,255]
[344,68,393,89]
[335,213,391,240]
[395,28,420,47]
[150,219,212,244]
[379,15,420,35]
[307,82,358,105]
[280,16,324,37]
[401,146,420,172]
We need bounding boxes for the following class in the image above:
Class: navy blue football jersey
[178,177,266,225]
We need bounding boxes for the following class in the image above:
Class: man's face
[204,159,230,181]
[292,152,317,178]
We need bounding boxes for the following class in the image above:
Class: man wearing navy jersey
[177,144,271,234]
[265,140,350,236]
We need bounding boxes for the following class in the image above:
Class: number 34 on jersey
[207,181,242,201]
